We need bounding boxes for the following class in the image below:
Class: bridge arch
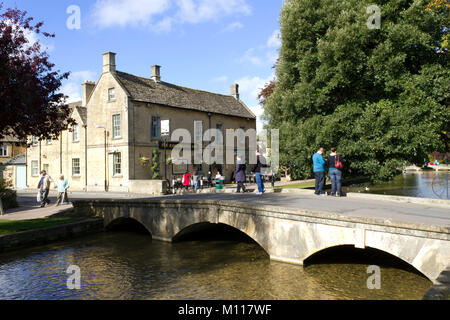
[105,217,153,236]
[303,244,430,279]
[171,221,270,255]
[73,199,450,283]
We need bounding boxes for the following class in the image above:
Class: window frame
[112,114,121,139]
[151,116,161,140]
[31,160,39,177]
[32,136,38,146]
[113,153,122,176]
[0,145,8,157]
[72,124,80,142]
[72,158,81,177]
[108,88,116,101]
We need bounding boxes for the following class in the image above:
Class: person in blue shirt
[312,148,326,196]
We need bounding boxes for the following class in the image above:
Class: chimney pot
[152,65,161,83]
[103,52,116,73]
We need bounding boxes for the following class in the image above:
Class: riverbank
[0,217,104,253]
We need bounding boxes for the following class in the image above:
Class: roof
[0,153,25,165]
[0,135,26,143]
[75,106,87,125]
[114,71,256,119]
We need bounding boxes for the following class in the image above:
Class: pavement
[1,189,448,229]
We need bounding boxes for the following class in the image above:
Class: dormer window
[108,88,116,101]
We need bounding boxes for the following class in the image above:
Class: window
[0,145,8,157]
[31,161,38,176]
[72,158,80,176]
[216,123,224,144]
[113,153,122,176]
[32,136,38,146]
[72,124,79,142]
[112,114,121,138]
[108,88,116,101]
[152,116,161,140]
[43,164,49,173]
[46,138,52,145]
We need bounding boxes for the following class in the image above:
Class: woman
[251,152,266,195]
[327,148,343,197]
[182,171,191,191]
[235,156,247,193]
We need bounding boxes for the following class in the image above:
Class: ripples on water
[0,226,432,300]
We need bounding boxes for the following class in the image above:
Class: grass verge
[0,217,85,235]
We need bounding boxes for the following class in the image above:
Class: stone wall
[0,218,104,253]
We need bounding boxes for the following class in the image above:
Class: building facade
[0,136,27,189]
[26,52,256,192]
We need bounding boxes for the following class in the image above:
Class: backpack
[335,154,344,170]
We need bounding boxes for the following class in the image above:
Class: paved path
[2,190,449,229]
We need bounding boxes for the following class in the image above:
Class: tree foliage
[263,0,449,182]
[152,149,161,180]
[0,3,73,140]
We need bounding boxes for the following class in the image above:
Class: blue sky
[3,0,283,131]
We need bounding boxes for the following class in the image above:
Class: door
[16,165,27,189]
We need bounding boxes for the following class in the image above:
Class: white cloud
[235,75,274,133]
[61,71,98,103]
[212,75,228,83]
[91,0,251,31]
[267,29,281,48]
[221,21,243,33]
[236,75,273,103]
[239,29,281,66]
[92,0,171,28]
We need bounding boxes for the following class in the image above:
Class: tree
[264,0,449,182]
[0,3,73,140]
[152,149,161,180]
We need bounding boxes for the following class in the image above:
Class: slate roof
[0,153,25,165]
[75,106,87,125]
[114,71,256,119]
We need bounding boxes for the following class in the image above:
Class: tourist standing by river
[252,152,266,195]
[327,148,343,197]
[312,148,326,196]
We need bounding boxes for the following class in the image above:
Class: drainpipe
[60,132,63,174]
[84,125,88,191]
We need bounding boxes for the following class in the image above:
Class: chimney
[231,84,240,100]
[81,81,96,107]
[151,65,161,83]
[102,52,116,73]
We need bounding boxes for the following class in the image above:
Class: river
[345,171,449,199]
[0,223,432,300]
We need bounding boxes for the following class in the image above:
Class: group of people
[235,153,267,195]
[37,170,70,207]
[313,147,344,197]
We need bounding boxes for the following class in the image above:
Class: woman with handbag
[327,148,344,197]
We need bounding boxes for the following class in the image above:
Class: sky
[2,0,283,132]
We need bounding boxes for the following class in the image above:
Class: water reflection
[346,171,449,199]
[0,228,432,300]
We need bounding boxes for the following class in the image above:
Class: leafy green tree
[264,0,449,182]
[152,149,160,180]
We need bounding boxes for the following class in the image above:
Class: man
[56,175,70,206]
[37,170,53,207]
[252,152,266,195]
[312,148,327,196]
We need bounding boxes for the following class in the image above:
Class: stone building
[0,136,27,189]
[26,52,256,193]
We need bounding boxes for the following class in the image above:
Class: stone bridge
[71,194,450,283]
